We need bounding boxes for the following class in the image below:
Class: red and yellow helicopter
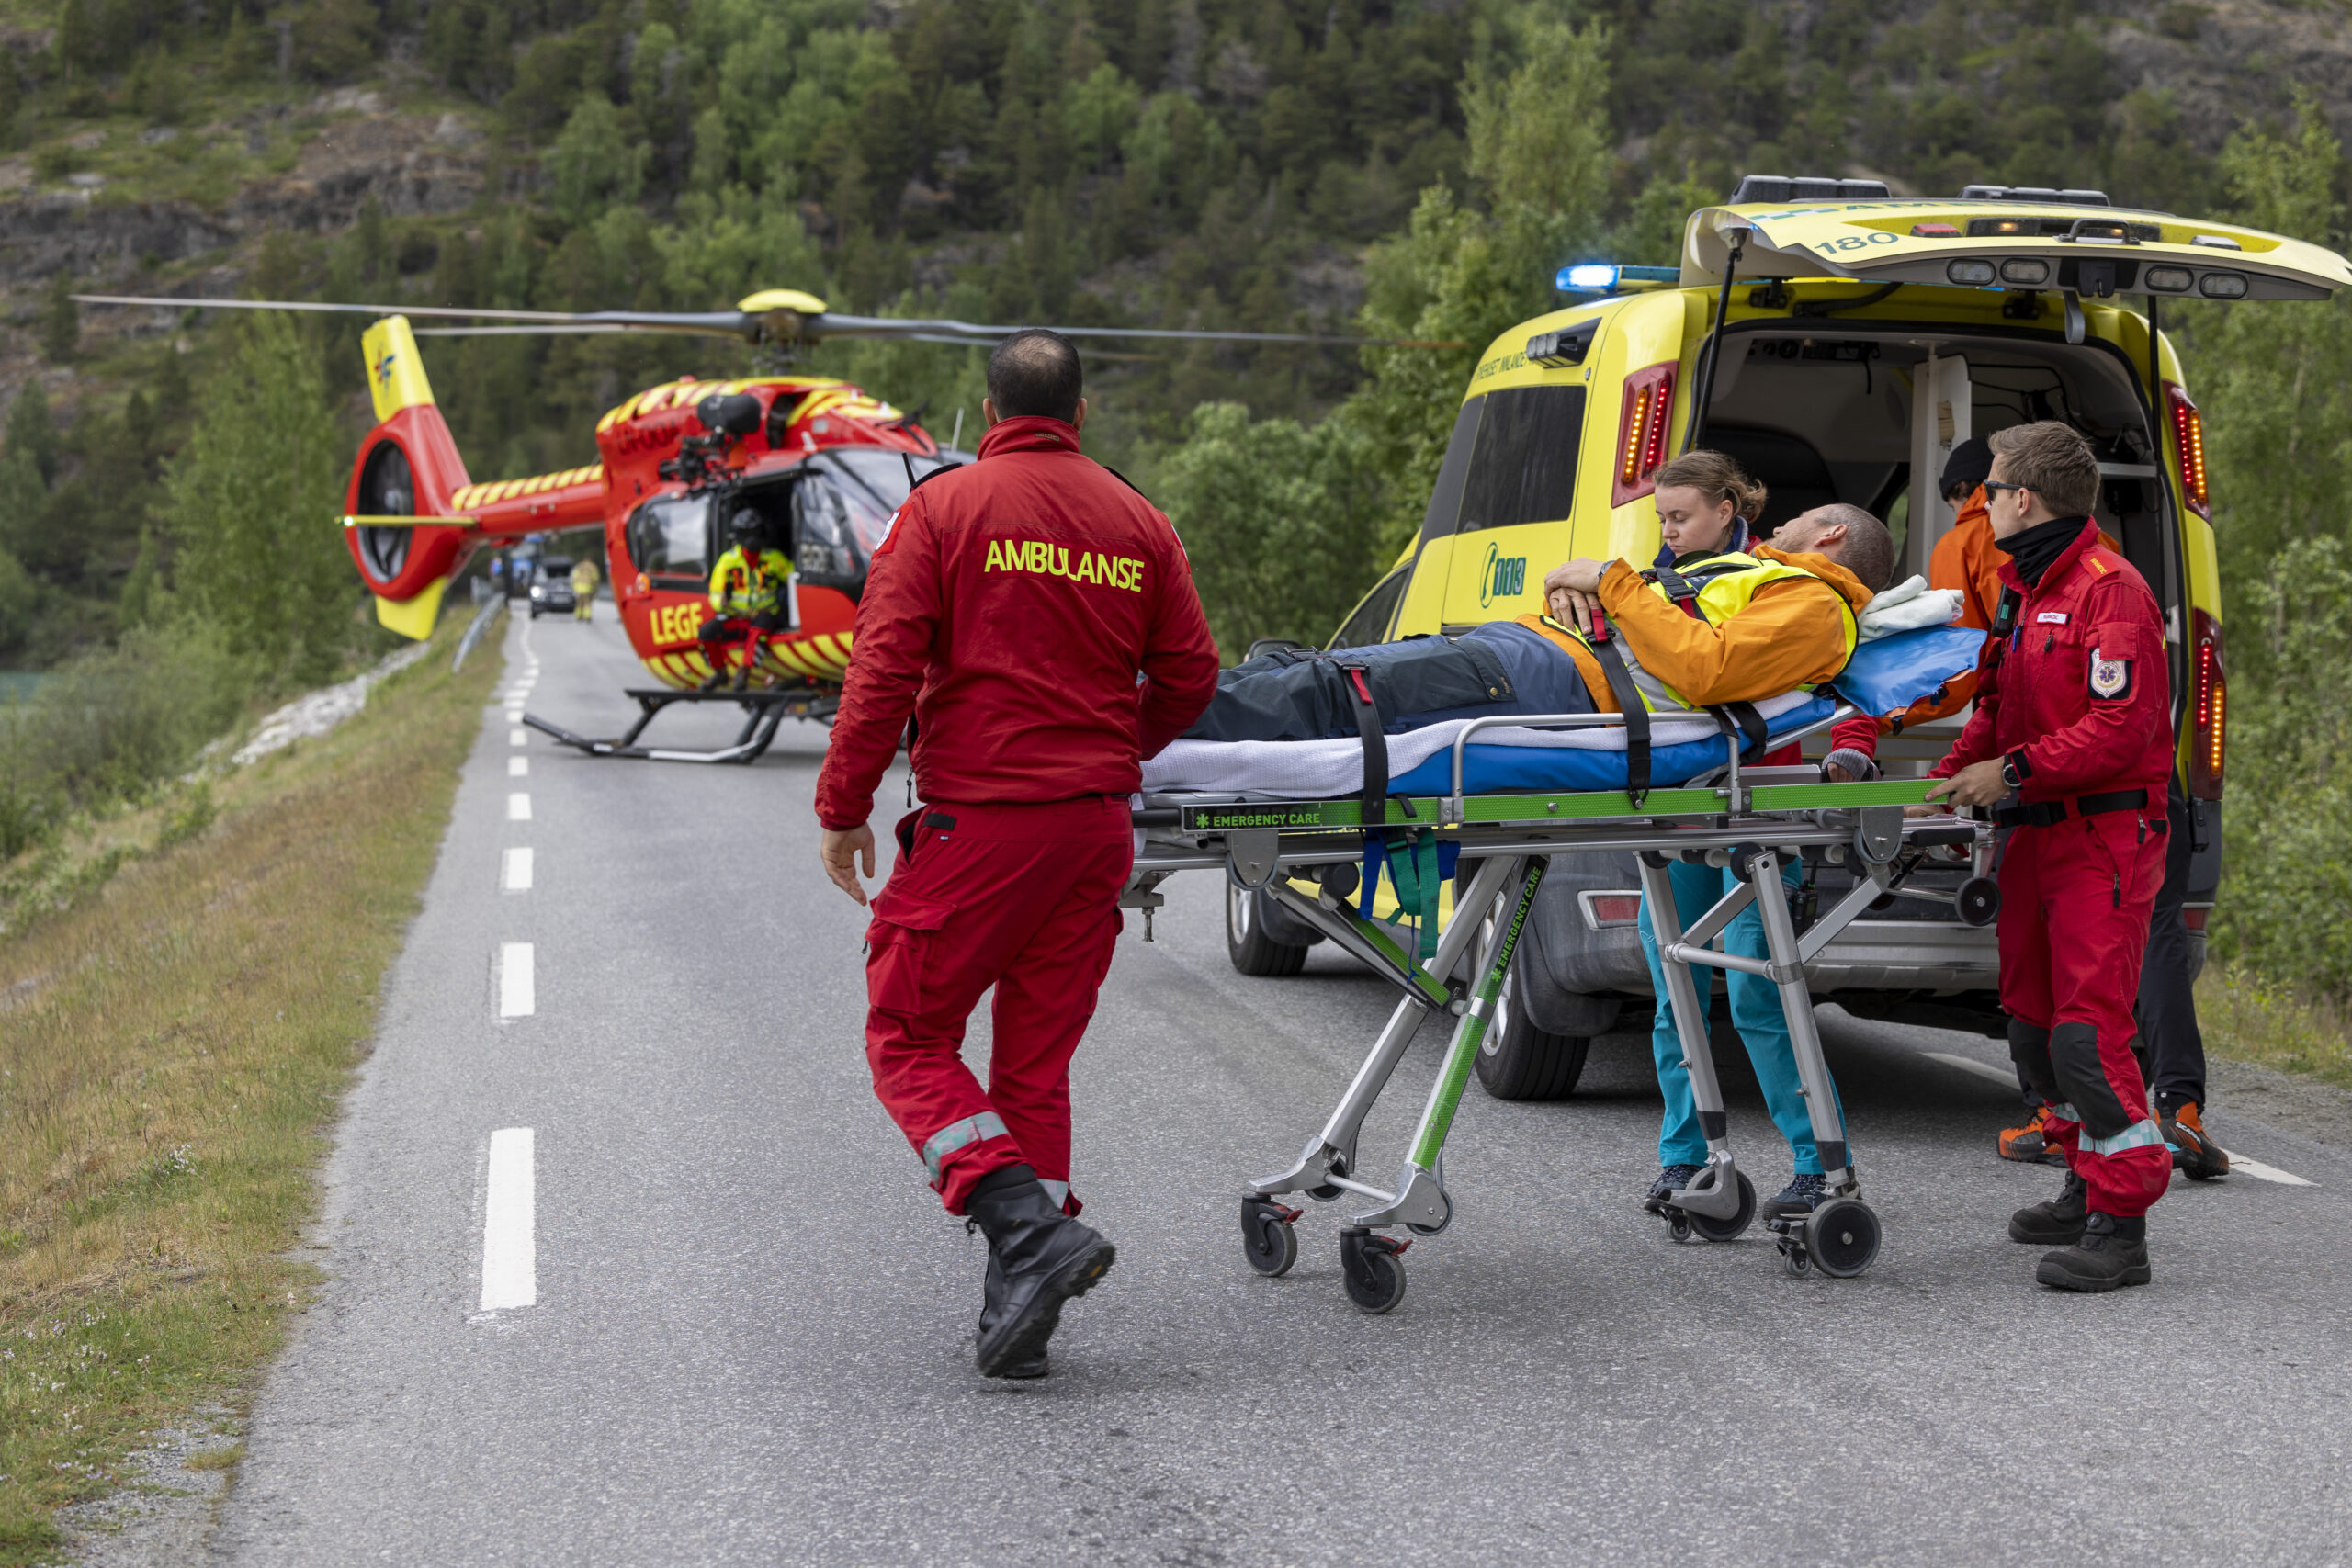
[80,288,1405,760]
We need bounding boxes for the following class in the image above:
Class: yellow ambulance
[1242,175,2352,1099]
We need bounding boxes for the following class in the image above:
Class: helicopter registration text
[650,602,707,645]
[983,538,1146,592]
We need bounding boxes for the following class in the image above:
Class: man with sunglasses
[1921,423,2175,1292]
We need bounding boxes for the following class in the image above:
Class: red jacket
[1928,520,2172,802]
[814,416,1220,830]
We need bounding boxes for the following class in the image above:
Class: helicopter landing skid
[523,685,837,764]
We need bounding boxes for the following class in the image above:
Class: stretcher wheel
[1668,1215,1693,1243]
[1685,1172,1757,1243]
[1956,876,2000,928]
[1782,1241,1812,1277]
[1239,1199,1300,1278]
[1338,1229,1408,1314]
[1805,1198,1882,1278]
[1227,883,1310,977]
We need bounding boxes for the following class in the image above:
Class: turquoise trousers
[1635,858,1842,1175]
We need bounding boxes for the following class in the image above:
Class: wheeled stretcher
[1128,690,1996,1313]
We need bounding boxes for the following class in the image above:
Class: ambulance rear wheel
[1227,884,1309,977]
[1474,963,1591,1101]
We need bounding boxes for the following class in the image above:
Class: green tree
[548,95,650,224]
[1157,402,1392,654]
[161,315,353,683]
[40,275,76,365]
[2188,95,2352,622]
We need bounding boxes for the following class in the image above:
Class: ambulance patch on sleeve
[2088,648,2131,700]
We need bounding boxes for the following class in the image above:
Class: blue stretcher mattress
[1387,696,1839,795]
[1381,624,1984,797]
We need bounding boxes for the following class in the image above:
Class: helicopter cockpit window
[792,449,955,594]
[626,493,715,587]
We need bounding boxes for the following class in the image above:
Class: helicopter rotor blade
[72,294,754,336]
[808,312,1461,348]
[74,294,1465,350]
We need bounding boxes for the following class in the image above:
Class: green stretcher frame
[1129,746,1986,1305]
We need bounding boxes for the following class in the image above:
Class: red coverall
[813,415,1220,1214]
[1929,520,2176,1217]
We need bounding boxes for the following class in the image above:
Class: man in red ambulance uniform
[1921,422,2175,1292]
[814,330,1219,1376]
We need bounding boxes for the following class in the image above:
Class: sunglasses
[1982,480,2031,497]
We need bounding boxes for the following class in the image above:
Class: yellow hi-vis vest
[1584,551,1860,714]
[708,546,792,617]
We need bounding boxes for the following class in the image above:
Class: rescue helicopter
[78,288,1427,761]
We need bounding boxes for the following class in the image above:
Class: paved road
[213,613,2352,1566]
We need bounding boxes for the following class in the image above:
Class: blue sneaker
[1644,1164,1703,1213]
[1762,1172,1829,1221]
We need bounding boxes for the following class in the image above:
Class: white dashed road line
[499,942,535,1018]
[2223,1154,2314,1187]
[508,793,532,821]
[1916,1051,2312,1186]
[479,1127,537,1311]
[510,728,527,746]
[1922,1052,2018,1087]
[509,756,528,777]
[503,848,533,892]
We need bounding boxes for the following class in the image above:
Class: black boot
[2008,1169,2088,1245]
[2035,1211,2152,1292]
[977,1249,1047,1379]
[964,1166,1114,1378]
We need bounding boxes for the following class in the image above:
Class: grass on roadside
[2196,963,2352,1092]
[0,620,497,1564]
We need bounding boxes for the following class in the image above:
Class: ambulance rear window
[1455,386,1585,533]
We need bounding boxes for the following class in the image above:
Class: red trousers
[1998,811,2172,1217]
[863,796,1134,1213]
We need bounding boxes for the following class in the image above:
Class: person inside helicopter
[698,508,795,692]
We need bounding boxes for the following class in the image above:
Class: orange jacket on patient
[1510,544,1875,715]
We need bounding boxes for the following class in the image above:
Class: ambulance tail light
[2188,608,2225,800]
[1612,361,1677,505]
[2165,381,2210,521]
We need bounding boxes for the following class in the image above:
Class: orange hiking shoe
[2162,1100,2231,1181]
[1998,1103,2065,1166]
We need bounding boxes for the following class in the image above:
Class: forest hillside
[0,0,2350,1001]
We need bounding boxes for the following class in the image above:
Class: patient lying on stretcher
[1183,494,1894,744]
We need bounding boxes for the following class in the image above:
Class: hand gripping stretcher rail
[1125,699,1997,1314]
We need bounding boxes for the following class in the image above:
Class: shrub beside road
[0,621,496,1562]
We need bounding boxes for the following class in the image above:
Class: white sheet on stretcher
[1140,691,1818,797]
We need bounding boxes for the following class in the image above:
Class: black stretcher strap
[1706,700,1770,761]
[1341,664,1387,827]
[1583,633,1653,806]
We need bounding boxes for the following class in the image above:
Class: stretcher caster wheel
[1240,1198,1301,1278]
[1685,1173,1757,1243]
[1805,1198,1882,1278]
[1956,875,2000,928]
[1338,1228,1408,1314]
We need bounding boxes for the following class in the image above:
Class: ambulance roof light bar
[1555,264,1679,296]
[1728,175,1892,205]
[1956,184,2111,206]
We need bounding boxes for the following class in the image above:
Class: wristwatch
[2000,754,2026,791]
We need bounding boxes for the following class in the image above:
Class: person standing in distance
[814,330,1220,1376]
[1920,422,2175,1292]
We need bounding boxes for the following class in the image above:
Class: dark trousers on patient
[1183,623,1591,742]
